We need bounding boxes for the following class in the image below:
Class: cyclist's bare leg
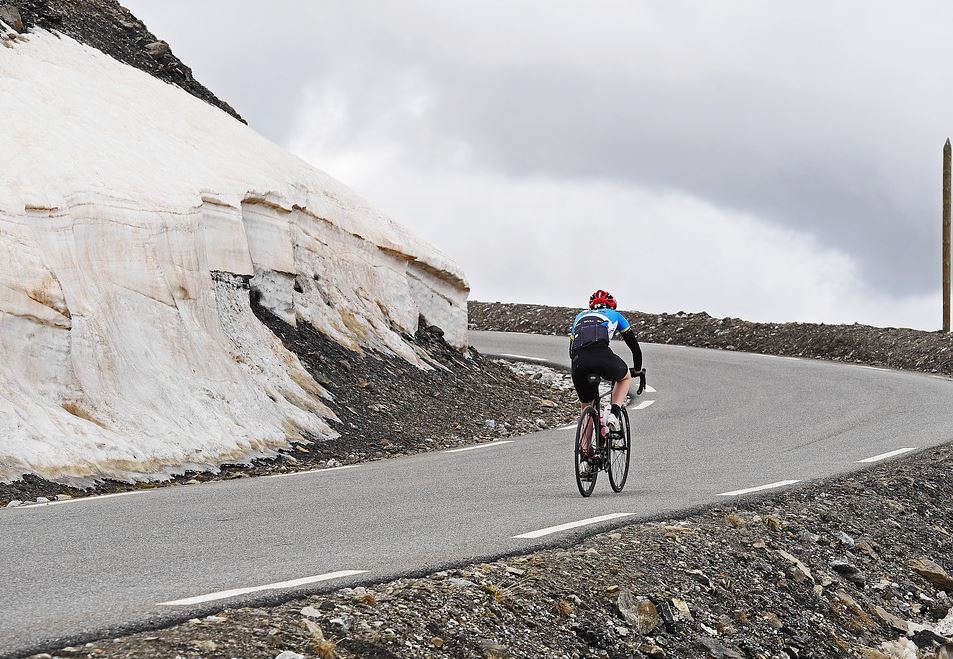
[611,370,632,408]
[579,401,594,454]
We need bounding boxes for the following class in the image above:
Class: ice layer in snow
[0,26,468,484]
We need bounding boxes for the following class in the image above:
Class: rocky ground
[39,444,953,659]
[0,297,578,507]
[469,302,953,376]
[0,0,244,121]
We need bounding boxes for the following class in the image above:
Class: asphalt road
[2,331,952,656]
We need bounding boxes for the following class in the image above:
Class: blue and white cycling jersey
[569,309,631,354]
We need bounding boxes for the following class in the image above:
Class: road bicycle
[574,368,646,497]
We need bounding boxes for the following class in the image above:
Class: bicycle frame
[574,367,644,496]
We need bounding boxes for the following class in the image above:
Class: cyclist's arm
[620,327,642,371]
[568,317,577,360]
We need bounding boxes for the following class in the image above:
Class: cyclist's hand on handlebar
[630,368,647,395]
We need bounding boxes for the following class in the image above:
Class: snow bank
[0,27,468,484]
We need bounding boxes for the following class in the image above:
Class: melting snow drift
[0,27,468,484]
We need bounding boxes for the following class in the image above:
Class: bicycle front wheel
[608,406,631,492]
[574,406,599,497]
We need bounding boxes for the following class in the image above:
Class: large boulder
[0,5,22,32]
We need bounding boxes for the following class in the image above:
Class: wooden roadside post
[945,139,951,332]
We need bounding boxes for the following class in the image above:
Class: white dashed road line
[500,354,546,362]
[752,353,799,361]
[717,480,801,497]
[513,513,635,539]
[263,465,359,479]
[856,447,917,463]
[7,491,143,510]
[444,441,513,454]
[158,570,368,606]
[644,385,657,393]
[632,400,655,410]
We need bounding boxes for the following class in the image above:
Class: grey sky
[122,1,952,328]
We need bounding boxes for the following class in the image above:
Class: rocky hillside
[469,302,953,375]
[1,0,243,120]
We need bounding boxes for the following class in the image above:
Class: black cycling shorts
[571,346,628,403]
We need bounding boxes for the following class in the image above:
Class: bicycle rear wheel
[608,406,631,492]
[574,406,599,497]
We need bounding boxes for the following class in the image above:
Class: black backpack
[571,313,610,354]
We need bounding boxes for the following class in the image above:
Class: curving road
[2,331,952,656]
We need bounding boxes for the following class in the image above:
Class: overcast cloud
[123,1,953,329]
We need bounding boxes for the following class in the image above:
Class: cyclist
[569,290,643,472]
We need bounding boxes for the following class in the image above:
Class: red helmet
[589,289,617,310]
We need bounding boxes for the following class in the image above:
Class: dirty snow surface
[0,27,468,485]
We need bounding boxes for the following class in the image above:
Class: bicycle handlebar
[630,368,647,396]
